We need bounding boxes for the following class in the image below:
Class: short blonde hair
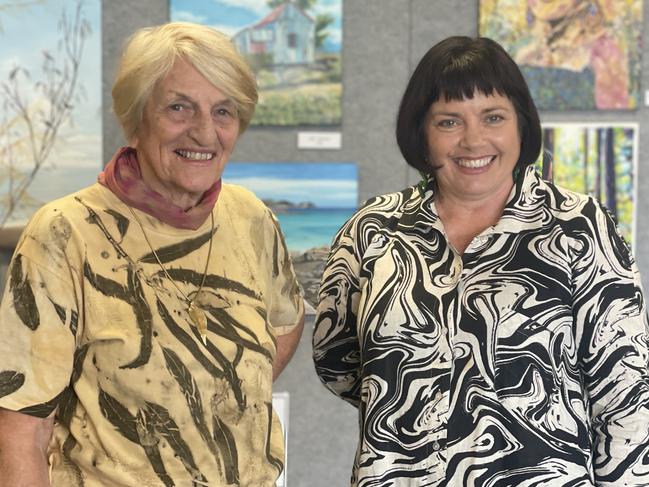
[112,22,258,139]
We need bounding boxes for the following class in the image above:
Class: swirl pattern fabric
[313,166,649,486]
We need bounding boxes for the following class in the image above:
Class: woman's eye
[486,114,504,123]
[169,103,186,112]
[438,119,457,128]
[215,107,235,118]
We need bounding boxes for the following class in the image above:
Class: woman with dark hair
[313,36,649,486]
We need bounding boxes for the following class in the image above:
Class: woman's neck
[435,189,510,255]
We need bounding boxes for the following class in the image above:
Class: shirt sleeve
[0,212,78,418]
[312,209,364,407]
[571,199,649,485]
[264,209,304,337]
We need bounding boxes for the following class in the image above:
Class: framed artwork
[479,0,643,110]
[171,0,343,126]
[223,161,357,307]
[0,0,101,228]
[536,123,637,245]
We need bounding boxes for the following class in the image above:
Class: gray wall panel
[101,1,169,157]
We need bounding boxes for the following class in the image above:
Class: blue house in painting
[232,2,315,65]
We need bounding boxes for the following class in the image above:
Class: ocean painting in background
[170,0,342,126]
[0,0,101,228]
[479,0,643,110]
[223,162,357,306]
[536,123,637,246]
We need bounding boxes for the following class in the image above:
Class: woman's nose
[188,113,217,145]
[460,123,485,148]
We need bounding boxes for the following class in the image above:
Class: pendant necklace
[127,205,214,345]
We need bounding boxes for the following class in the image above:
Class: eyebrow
[166,90,234,107]
[430,105,513,117]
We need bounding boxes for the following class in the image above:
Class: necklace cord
[127,205,214,307]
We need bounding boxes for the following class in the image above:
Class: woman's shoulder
[10,184,109,265]
[537,176,604,217]
[343,184,422,229]
[218,182,278,228]
[22,184,108,230]
[535,176,627,244]
[219,182,268,211]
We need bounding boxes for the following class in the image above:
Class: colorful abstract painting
[536,123,637,245]
[479,0,643,110]
[171,0,343,126]
[223,161,356,306]
[0,0,101,227]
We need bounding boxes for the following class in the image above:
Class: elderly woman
[313,36,649,486]
[0,22,304,486]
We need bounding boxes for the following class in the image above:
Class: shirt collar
[497,165,550,234]
[411,165,549,235]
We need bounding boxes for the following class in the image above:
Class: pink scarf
[98,147,221,230]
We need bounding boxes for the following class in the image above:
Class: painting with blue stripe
[223,161,357,306]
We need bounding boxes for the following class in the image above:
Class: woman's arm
[0,408,54,487]
[313,217,363,407]
[273,312,305,381]
[571,203,649,485]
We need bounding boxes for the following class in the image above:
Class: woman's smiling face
[425,91,521,206]
[132,57,240,209]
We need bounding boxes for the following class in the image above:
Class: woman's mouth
[175,149,214,161]
[456,156,494,168]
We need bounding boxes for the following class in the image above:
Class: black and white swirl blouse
[313,165,649,486]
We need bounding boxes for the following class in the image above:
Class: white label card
[297,131,342,149]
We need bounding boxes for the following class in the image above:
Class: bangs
[435,54,510,102]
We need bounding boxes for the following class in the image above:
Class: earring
[417,170,431,197]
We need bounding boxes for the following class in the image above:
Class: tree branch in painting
[0,0,90,227]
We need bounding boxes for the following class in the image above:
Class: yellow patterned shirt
[0,183,304,486]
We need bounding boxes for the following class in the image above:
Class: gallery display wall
[1,0,648,486]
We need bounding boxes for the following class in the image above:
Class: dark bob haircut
[396,36,542,175]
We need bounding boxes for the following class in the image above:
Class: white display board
[273,391,290,487]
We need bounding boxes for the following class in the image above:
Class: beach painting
[223,161,357,307]
[479,0,642,110]
[170,0,343,126]
[536,123,637,246]
[0,0,101,229]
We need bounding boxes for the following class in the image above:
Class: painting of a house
[233,2,315,65]
[171,0,342,126]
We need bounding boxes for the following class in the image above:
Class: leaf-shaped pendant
[188,303,208,344]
